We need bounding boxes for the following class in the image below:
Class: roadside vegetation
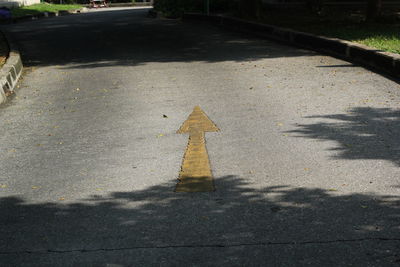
[153,0,400,54]
[259,11,400,54]
[310,26,399,54]
[10,3,82,17]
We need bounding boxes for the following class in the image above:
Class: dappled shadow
[5,8,313,69]
[1,175,399,265]
[288,107,400,166]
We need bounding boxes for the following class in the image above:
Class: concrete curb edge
[183,13,400,80]
[0,30,23,104]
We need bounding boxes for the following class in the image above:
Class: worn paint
[176,106,219,192]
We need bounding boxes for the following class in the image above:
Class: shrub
[153,0,236,17]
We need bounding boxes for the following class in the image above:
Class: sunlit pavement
[0,7,399,266]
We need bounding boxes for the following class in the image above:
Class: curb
[183,13,400,80]
[0,31,23,104]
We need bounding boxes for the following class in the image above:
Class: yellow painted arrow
[175,106,219,192]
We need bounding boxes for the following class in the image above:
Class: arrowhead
[177,106,219,134]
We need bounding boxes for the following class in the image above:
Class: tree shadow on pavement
[288,107,400,166]
[7,8,314,69]
[1,175,399,265]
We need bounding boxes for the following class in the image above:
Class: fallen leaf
[0,184,7,188]
[328,188,338,191]
[304,168,310,171]
[157,134,164,138]
[276,122,283,127]
[361,205,368,209]
[59,197,65,201]
[31,186,40,189]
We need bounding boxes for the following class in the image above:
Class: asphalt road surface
[1,7,399,266]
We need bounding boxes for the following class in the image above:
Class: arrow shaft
[175,130,215,192]
[182,131,210,177]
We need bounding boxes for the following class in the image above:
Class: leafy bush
[154,0,198,17]
[210,0,236,13]
[153,0,236,17]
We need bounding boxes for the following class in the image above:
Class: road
[1,7,399,266]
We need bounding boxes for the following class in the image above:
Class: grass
[359,36,400,54]
[299,23,400,54]
[11,3,82,18]
[259,11,400,54]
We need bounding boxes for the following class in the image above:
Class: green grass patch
[260,12,400,54]
[358,37,400,54]
[299,24,400,54]
[11,3,82,18]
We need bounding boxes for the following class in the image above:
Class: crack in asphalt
[1,237,400,255]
